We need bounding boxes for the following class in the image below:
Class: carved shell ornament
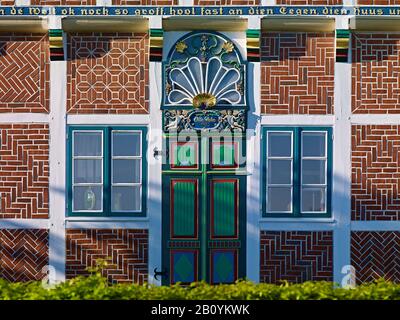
[164,33,246,108]
[168,57,241,108]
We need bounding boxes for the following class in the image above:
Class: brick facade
[0,229,49,282]
[261,33,335,114]
[193,0,259,4]
[112,0,177,4]
[0,34,50,113]
[277,0,341,4]
[66,229,148,284]
[31,0,96,4]
[0,0,15,4]
[352,125,400,221]
[351,231,400,283]
[260,231,333,283]
[352,33,400,114]
[357,0,400,4]
[67,33,149,114]
[0,124,49,219]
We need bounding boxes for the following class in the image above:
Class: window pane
[112,132,141,157]
[74,132,102,157]
[302,160,326,184]
[112,159,141,183]
[302,132,326,157]
[73,186,102,211]
[268,160,291,184]
[73,159,102,184]
[112,186,141,211]
[267,187,292,212]
[268,132,291,157]
[302,187,326,212]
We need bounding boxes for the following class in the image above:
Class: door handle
[154,267,168,281]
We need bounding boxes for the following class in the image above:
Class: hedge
[1,273,400,300]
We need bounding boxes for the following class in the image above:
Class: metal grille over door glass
[266,131,293,214]
[111,131,142,212]
[301,132,327,213]
[72,131,103,212]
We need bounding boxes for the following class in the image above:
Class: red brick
[261,33,335,114]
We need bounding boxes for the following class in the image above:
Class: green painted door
[161,133,246,284]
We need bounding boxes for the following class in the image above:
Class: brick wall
[31,0,96,4]
[0,34,49,113]
[357,0,400,4]
[112,0,177,4]
[66,229,148,284]
[352,33,400,114]
[351,231,400,283]
[261,32,335,114]
[0,229,49,282]
[0,0,15,4]
[260,231,333,283]
[193,0,259,4]
[277,0,342,4]
[0,124,49,219]
[352,125,400,221]
[67,33,149,114]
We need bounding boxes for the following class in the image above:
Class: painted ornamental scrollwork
[164,109,245,133]
[163,32,247,133]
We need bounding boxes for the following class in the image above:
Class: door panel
[210,179,238,239]
[171,179,198,239]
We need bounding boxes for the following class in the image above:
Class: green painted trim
[262,126,332,218]
[67,125,147,217]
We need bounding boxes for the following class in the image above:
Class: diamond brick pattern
[277,0,341,3]
[0,229,49,282]
[352,125,400,220]
[260,231,333,283]
[193,0,259,4]
[0,34,49,113]
[67,33,149,114]
[352,33,400,114]
[351,232,400,284]
[66,229,148,284]
[0,124,49,219]
[261,33,335,114]
[31,0,95,4]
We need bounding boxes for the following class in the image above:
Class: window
[262,127,332,217]
[68,126,147,216]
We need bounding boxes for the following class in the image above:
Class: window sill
[259,218,336,224]
[65,217,149,223]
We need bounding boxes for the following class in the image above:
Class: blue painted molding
[1,6,400,17]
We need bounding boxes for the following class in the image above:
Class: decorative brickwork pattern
[260,231,333,283]
[351,231,400,283]
[352,33,400,114]
[67,33,149,114]
[113,0,177,4]
[193,0,259,4]
[66,229,148,284]
[0,34,49,113]
[261,33,335,114]
[0,229,49,282]
[358,0,400,4]
[0,124,49,219]
[277,0,341,3]
[352,125,400,221]
[31,0,95,4]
